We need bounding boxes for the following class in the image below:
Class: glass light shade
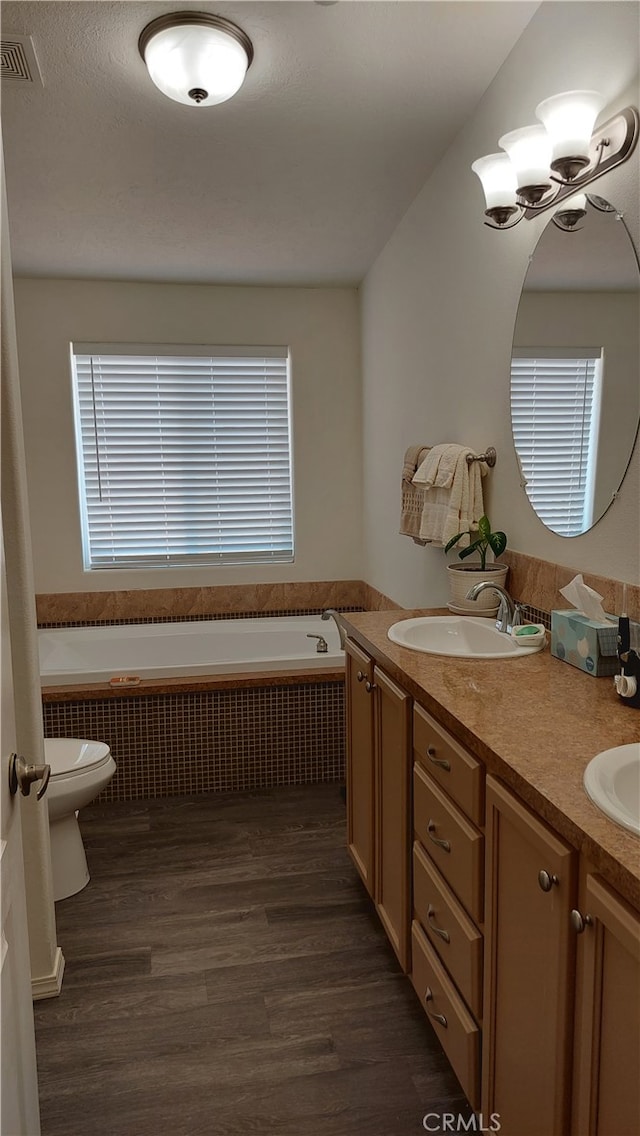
[558,193,587,213]
[142,22,250,106]
[554,192,587,229]
[498,125,552,190]
[471,153,518,210]
[536,90,605,160]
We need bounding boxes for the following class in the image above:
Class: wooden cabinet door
[572,873,640,1136]
[345,638,375,895]
[483,776,577,1136]
[374,665,412,971]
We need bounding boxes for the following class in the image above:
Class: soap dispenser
[615,606,640,708]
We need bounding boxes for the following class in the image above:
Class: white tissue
[559,573,608,622]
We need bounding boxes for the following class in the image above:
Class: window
[511,347,603,537]
[71,344,293,569]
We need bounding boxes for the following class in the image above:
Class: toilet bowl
[44,738,116,901]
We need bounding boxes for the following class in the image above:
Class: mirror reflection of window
[511,348,603,536]
[511,196,639,537]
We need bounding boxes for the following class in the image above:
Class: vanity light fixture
[473,90,638,229]
[138,12,253,106]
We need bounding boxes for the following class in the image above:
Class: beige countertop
[342,609,640,911]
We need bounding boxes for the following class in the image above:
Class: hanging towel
[413,443,463,490]
[400,444,431,544]
[413,444,488,546]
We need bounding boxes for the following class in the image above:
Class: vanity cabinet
[343,623,640,1136]
[344,639,412,970]
[571,871,640,1136]
[483,775,578,1136]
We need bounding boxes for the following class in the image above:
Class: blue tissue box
[550,610,618,677]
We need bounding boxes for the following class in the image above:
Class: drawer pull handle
[356,670,366,683]
[426,745,451,772]
[427,904,450,943]
[427,819,451,853]
[365,680,377,694]
[425,987,448,1027]
[538,870,559,892]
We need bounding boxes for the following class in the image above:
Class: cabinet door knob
[364,680,377,694]
[424,987,448,1027]
[426,745,451,772]
[538,870,559,892]
[571,909,594,934]
[427,819,451,853]
[427,904,450,943]
[356,670,366,683]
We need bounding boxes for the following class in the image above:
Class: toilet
[44,738,116,901]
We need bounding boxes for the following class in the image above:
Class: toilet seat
[44,738,112,781]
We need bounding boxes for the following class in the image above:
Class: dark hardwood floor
[34,784,472,1135]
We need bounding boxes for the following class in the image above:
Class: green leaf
[488,531,507,558]
[444,532,467,554]
[478,515,491,538]
[458,540,481,560]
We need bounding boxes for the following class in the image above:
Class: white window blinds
[511,348,602,537]
[71,344,293,569]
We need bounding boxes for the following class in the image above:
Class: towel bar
[466,446,496,468]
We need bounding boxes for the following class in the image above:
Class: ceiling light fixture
[472,91,638,230]
[138,12,253,107]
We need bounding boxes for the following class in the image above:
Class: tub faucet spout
[321,609,347,649]
[465,582,523,634]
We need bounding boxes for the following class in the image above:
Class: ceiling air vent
[0,34,43,85]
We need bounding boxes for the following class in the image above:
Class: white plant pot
[447,563,509,614]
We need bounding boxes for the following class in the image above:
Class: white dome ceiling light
[138,12,254,107]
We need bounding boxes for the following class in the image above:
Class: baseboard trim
[31,946,65,1001]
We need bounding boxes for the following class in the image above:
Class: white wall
[361,2,640,607]
[14,279,362,593]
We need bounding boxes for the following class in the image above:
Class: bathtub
[39,615,345,686]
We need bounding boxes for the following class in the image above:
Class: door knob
[8,753,51,800]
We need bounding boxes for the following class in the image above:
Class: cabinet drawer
[413,841,483,1020]
[411,920,481,1110]
[413,704,484,826]
[414,763,484,924]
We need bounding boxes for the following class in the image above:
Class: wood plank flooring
[34,785,472,1135]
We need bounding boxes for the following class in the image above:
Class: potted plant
[444,515,509,613]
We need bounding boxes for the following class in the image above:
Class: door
[374,665,411,971]
[572,872,640,1136]
[345,638,375,895]
[0,503,41,1135]
[483,776,577,1136]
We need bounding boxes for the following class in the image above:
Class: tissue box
[551,610,618,677]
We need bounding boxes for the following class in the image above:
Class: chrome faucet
[307,634,328,654]
[321,608,347,648]
[465,582,524,634]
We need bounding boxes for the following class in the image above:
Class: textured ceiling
[1,1,539,285]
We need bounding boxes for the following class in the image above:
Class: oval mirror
[511,195,639,537]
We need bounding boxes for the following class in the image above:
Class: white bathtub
[39,615,345,686]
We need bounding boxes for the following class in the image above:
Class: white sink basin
[387,615,545,659]
[584,742,640,835]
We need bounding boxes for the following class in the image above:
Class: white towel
[412,444,460,490]
[413,444,487,546]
